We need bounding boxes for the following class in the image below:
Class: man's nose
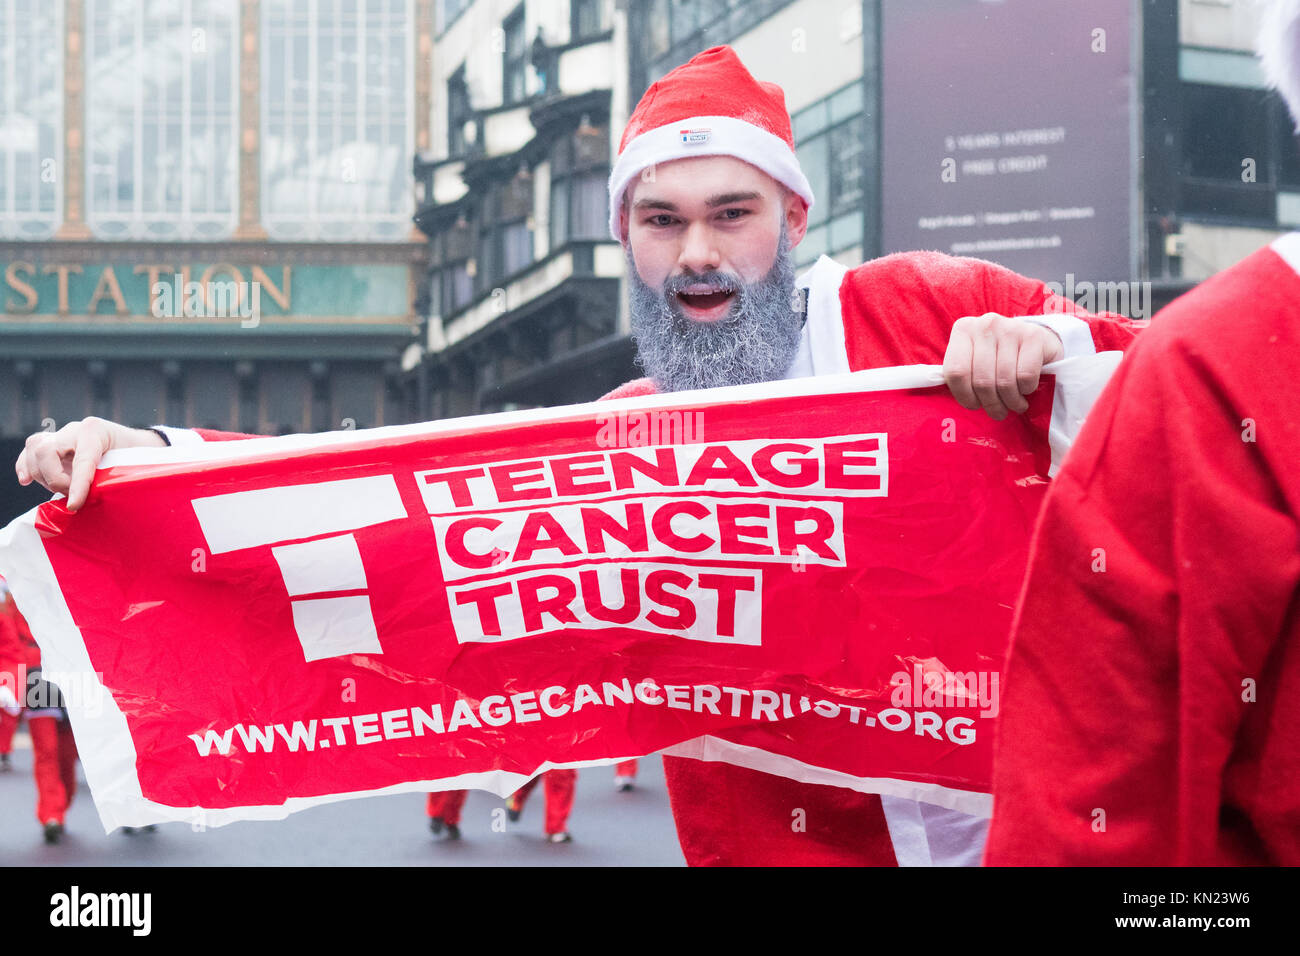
[677,222,721,275]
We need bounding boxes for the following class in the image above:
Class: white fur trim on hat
[607,114,815,240]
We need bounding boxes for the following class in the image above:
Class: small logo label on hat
[679,127,712,146]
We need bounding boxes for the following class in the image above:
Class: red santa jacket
[602,251,1141,866]
[983,237,1300,866]
[170,250,1142,866]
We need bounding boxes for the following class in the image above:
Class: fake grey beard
[627,230,802,393]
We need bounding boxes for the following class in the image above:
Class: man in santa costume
[983,3,1300,866]
[15,46,1141,865]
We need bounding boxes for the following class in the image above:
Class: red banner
[0,360,1117,830]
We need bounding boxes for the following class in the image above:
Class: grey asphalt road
[0,731,686,866]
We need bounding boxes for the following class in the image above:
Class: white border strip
[104,356,1117,479]
[1270,231,1300,275]
[662,735,992,817]
[1044,352,1124,476]
[103,364,949,468]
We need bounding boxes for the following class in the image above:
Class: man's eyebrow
[632,191,764,212]
[705,191,762,207]
[632,197,677,211]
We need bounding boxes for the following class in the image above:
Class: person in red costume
[983,6,1300,867]
[505,769,576,844]
[0,576,26,772]
[426,789,468,840]
[614,759,637,792]
[14,47,1142,865]
[0,580,79,843]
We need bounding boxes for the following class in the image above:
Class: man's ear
[783,188,809,247]
[618,195,631,249]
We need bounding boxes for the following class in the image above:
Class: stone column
[56,0,92,239]
[411,0,434,241]
[233,0,268,239]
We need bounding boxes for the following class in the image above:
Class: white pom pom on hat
[607,45,815,241]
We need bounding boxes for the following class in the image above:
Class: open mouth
[674,287,738,321]
[678,290,734,309]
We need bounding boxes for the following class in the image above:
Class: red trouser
[615,759,637,777]
[425,790,468,826]
[29,716,77,825]
[510,769,576,835]
[0,709,18,754]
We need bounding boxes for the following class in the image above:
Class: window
[1182,83,1271,183]
[828,119,866,214]
[429,219,475,316]
[261,0,414,241]
[549,125,610,248]
[500,221,533,275]
[567,171,608,239]
[447,65,472,156]
[1279,102,1300,189]
[645,0,670,60]
[436,0,472,36]
[792,84,867,266]
[1178,81,1278,221]
[549,178,569,249]
[446,261,473,313]
[476,175,534,292]
[503,6,527,106]
[0,0,62,239]
[669,0,698,45]
[633,0,793,93]
[86,0,238,239]
[572,0,609,40]
[433,257,472,315]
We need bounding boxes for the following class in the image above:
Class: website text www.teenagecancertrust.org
[186,677,992,757]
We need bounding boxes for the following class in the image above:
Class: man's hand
[942,313,1064,420]
[14,418,166,512]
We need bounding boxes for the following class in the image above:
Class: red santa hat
[1261,1,1300,129]
[607,45,815,241]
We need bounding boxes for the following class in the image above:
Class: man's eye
[721,208,748,220]
[646,214,675,227]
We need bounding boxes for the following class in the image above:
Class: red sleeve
[838,252,1143,369]
[983,314,1300,865]
[598,378,658,401]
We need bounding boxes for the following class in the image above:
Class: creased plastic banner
[0,358,1119,831]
